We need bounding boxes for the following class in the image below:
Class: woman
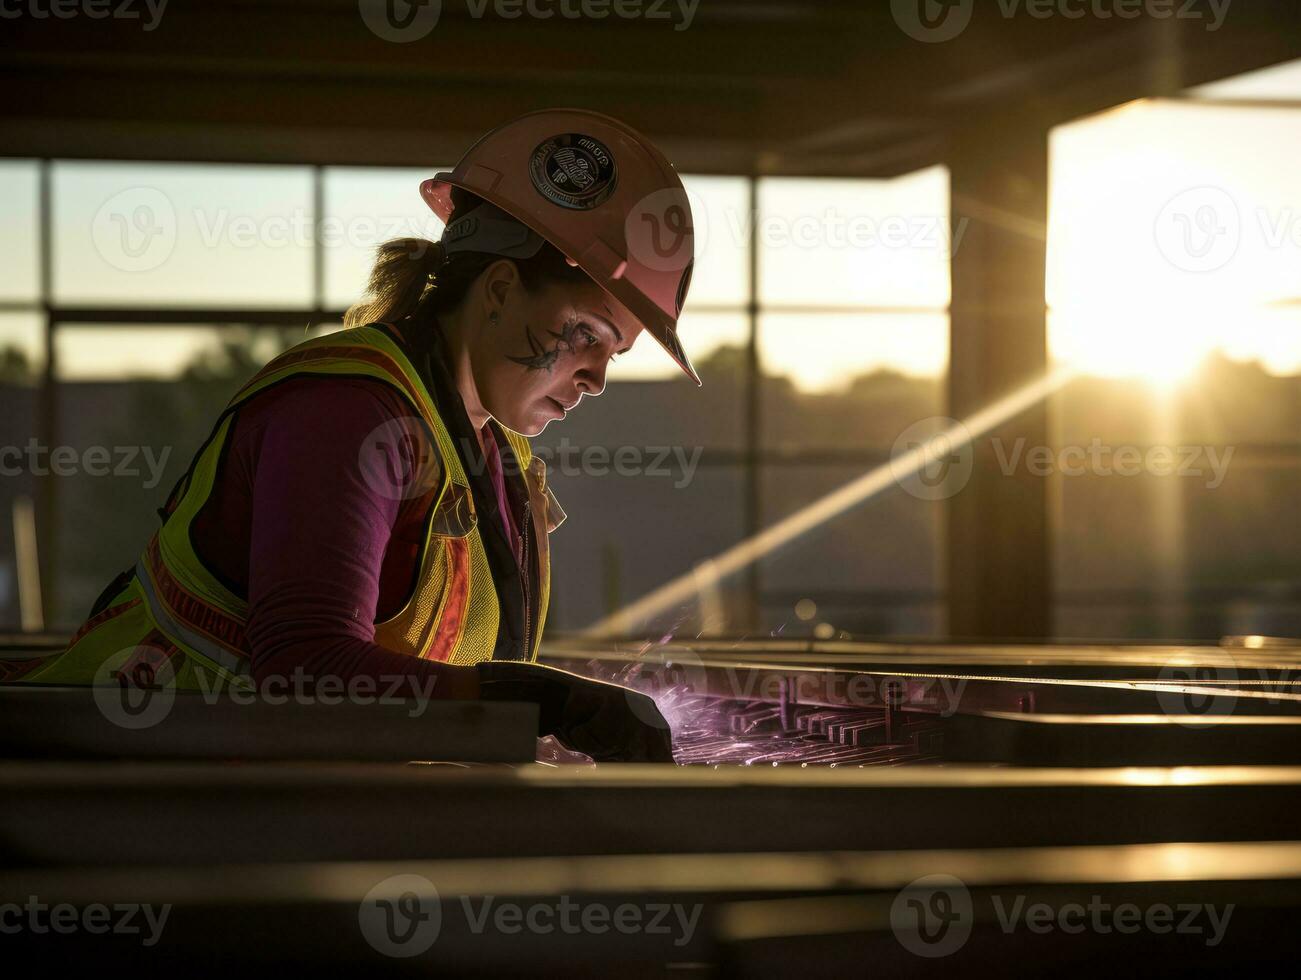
[16,109,700,763]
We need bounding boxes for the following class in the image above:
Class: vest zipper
[519,499,533,660]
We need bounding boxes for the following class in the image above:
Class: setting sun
[1048,84,1301,388]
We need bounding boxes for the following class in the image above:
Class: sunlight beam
[583,365,1078,637]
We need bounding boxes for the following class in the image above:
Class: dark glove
[476,661,675,763]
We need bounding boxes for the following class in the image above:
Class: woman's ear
[483,258,520,319]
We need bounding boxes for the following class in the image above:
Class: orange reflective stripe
[68,596,141,647]
[237,344,434,427]
[422,537,472,663]
[79,325,540,672]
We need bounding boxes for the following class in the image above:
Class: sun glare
[1049,303,1214,390]
[1048,89,1301,387]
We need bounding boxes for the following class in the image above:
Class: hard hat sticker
[529,134,618,211]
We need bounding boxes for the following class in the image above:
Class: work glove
[476,661,675,763]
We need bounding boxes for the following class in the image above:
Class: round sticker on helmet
[529,134,618,211]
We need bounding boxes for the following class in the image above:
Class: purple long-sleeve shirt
[190,375,519,695]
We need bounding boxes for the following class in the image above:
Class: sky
[1,56,1299,390]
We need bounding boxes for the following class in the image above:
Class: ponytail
[343,237,446,329]
[344,187,590,332]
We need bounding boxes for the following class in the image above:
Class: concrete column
[946,122,1052,639]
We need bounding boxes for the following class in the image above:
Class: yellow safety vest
[20,323,563,690]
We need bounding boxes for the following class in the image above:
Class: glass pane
[1048,84,1301,642]
[0,313,43,628]
[49,324,329,625]
[52,162,315,308]
[54,324,330,381]
[1192,56,1301,101]
[610,309,748,381]
[325,170,748,314]
[0,312,44,383]
[545,464,746,633]
[758,465,943,638]
[0,160,41,302]
[322,166,450,311]
[1048,99,1301,382]
[1050,361,1300,641]
[758,166,952,309]
[680,174,749,307]
[1051,358,1301,449]
[759,312,946,452]
[1055,467,1301,641]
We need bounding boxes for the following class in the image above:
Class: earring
[489,312,499,325]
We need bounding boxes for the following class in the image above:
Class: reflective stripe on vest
[57,324,553,681]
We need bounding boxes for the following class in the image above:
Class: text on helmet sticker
[529,134,618,211]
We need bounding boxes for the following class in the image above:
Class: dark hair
[343,187,590,330]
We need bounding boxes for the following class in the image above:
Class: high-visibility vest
[19,323,562,690]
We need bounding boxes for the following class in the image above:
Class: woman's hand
[476,661,675,763]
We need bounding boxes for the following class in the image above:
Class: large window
[1046,60,1301,639]
[4,52,1298,641]
[0,161,951,635]
[540,170,952,637]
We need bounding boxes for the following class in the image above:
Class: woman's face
[474,267,645,436]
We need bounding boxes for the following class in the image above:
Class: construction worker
[13,109,699,763]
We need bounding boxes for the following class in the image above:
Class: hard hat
[419,108,701,386]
